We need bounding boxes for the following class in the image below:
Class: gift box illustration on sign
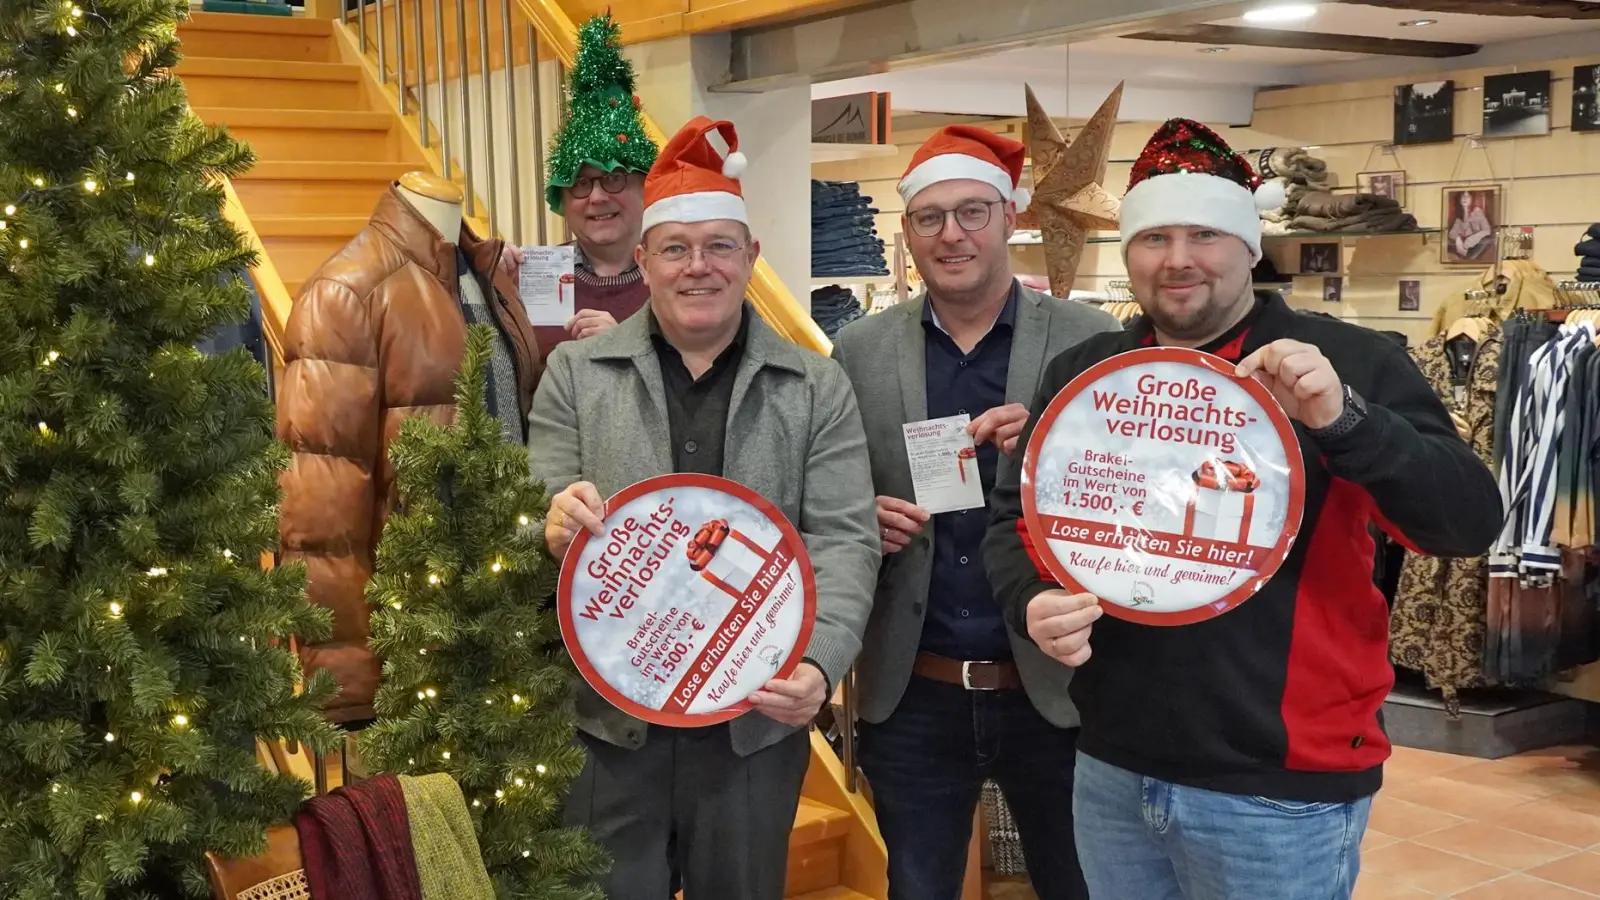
[1183,459,1260,545]
[956,446,977,484]
[687,518,772,601]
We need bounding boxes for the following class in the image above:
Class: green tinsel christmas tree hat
[545,13,659,214]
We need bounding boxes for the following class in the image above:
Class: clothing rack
[1500,226,1535,262]
[1558,280,1600,309]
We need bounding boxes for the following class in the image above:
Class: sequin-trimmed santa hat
[897,125,1031,213]
[1119,118,1286,263]
[641,115,748,233]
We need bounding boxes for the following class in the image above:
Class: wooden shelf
[810,142,899,164]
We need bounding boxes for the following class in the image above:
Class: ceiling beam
[719,0,1253,91]
[1125,23,1481,57]
[1340,0,1600,18]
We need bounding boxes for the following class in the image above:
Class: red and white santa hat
[897,125,1031,213]
[1120,118,1286,263]
[641,115,749,233]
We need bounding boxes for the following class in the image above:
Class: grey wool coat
[526,302,881,757]
[832,284,1122,729]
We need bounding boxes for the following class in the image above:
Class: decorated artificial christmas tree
[359,325,605,899]
[0,0,342,896]
[544,12,659,213]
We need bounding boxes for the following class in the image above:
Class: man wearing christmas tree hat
[984,119,1500,899]
[527,115,878,899]
[507,13,656,355]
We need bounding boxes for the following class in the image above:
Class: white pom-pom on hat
[1254,178,1287,212]
[1012,187,1032,214]
[721,151,747,180]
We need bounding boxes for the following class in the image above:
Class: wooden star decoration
[1023,81,1124,297]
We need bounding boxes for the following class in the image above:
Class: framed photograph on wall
[1482,70,1552,138]
[1394,81,1455,145]
[1441,185,1502,265]
[1357,170,1407,205]
[1399,280,1422,312]
[1574,64,1600,134]
[1300,242,1341,275]
[1322,277,1343,304]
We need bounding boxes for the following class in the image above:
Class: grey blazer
[832,285,1121,728]
[527,303,881,757]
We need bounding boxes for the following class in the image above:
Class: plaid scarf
[296,773,424,900]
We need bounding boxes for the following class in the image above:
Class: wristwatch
[1307,384,1368,441]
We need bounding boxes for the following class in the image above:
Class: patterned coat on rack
[1391,325,1502,716]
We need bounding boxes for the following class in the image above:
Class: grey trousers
[563,723,811,900]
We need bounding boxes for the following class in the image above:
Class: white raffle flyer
[557,474,817,726]
[1021,347,1306,625]
[902,414,985,514]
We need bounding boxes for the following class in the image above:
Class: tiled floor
[1356,743,1600,898]
[984,743,1600,899]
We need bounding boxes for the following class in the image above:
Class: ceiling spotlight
[1243,4,1317,23]
[1399,18,1436,27]
[1199,46,1231,53]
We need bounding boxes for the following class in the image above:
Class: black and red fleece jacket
[983,293,1502,803]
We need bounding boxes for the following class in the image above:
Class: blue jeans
[1072,751,1372,900]
[859,675,1089,900]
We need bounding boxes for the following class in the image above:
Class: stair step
[252,216,370,238]
[233,161,410,217]
[241,161,417,182]
[197,108,417,163]
[178,12,334,62]
[196,108,394,131]
[182,11,334,36]
[789,798,852,848]
[790,890,873,900]
[176,57,358,82]
[176,58,363,110]
[785,799,851,897]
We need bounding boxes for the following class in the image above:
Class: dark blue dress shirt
[918,282,1019,661]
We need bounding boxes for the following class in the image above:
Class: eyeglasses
[907,199,1003,238]
[568,171,631,199]
[648,240,748,266]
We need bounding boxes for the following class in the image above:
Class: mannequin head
[395,172,464,243]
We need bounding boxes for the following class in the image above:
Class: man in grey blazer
[833,125,1120,900]
[527,116,879,900]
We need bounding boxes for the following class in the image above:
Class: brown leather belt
[913,652,1022,691]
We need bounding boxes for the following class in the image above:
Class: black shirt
[919,283,1020,661]
[649,308,750,477]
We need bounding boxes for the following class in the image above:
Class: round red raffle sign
[557,474,818,727]
[1020,347,1306,625]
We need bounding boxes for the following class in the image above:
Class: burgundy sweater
[533,261,651,360]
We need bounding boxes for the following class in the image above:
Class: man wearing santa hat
[985,119,1500,898]
[833,125,1119,900]
[526,115,879,899]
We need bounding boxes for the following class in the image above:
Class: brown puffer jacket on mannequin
[277,184,543,724]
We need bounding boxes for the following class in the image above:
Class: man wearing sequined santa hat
[983,119,1501,899]
[833,123,1117,900]
[527,115,878,900]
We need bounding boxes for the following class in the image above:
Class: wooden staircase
[177,12,422,301]
[175,11,887,899]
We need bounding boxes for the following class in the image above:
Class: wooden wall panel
[815,51,1600,344]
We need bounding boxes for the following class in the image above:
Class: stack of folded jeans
[813,180,889,277]
[810,285,866,338]
[1577,224,1600,283]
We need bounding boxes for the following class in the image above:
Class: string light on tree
[171,714,189,728]
[3,205,13,215]
[129,791,142,804]
[143,254,154,267]
[108,601,122,617]
[103,732,115,743]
